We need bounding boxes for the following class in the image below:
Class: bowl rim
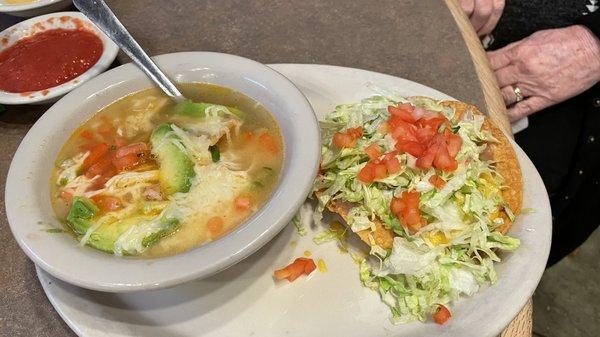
[0,11,119,104]
[0,0,64,12]
[5,51,321,292]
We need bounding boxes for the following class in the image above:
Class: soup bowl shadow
[5,52,320,292]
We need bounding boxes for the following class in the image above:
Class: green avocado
[172,99,245,119]
[86,216,152,253]
[150,124,196,195]
[66,197,99,235]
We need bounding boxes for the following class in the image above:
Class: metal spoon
[73,0,186,103]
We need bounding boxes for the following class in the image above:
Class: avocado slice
[85,216,153,253]
[150,124,196,195]
[66,197,99,235]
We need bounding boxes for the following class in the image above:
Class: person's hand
[459,0,505,37]
[489,25,600,122]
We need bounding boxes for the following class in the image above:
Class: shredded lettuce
[292,214,307,237]
[313,92,521,323]
[313,228,346,245]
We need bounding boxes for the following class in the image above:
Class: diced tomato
[364,144,382,161]
[433,304,452,325]
[382,152,402,174]
[416,153,434,169]
[382,151,398,161]
[85,154,113,178]
[115,142,148,158]
[416,137,441,169]
[373,162,387,179]
[112,153,141,172]
[390,118,417,142]
[258,132,279,153]
[443,129,462,157]
[80,130,93,140]
[433,144,458,172]
[273,257,317,282]
[332,132,357,148]
[91,195,122,212]
[89,167,117,190]
[286,261,306,282]
[390,196,404,216]
[415,126,437,143]
[243,131,254,141]
[234,196,252,212]
[388,104,416,123]
[416,114,446,131]
[206,216,224,237]
[273,268,292,281]
[395,140,425,157]
[346,127,363,139]
[358,162,376,183]
[390,190,425,233]
[429,175,446,189]
[83,143,109,169]
[300,257,317,274]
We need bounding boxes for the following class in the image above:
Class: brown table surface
[0,1,526,336]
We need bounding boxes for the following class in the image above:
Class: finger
[459,0,475,17]
[487,40,520,70]
[507,96,550,121]
[494,65,519,87]
[487,50,511,70]
[477,0,505,36]
[471,0,494,33]
[500,86,518,106]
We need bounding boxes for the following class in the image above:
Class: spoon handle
[73,0,185,103]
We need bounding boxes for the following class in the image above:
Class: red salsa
[0,28,103,93]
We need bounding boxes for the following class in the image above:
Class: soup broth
[50,83,283,258]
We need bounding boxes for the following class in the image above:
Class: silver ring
[513,85,524,102]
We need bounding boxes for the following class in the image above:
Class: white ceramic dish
[6,52,320,292]
[36,64,552,337]
[0,12,118,104]
[0,0,72,17]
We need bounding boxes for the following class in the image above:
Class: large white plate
[37,64,551,337]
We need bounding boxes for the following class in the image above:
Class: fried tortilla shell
[318,98,523,250]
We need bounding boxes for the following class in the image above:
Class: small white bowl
[5,52,321,292]
[0,0,72,17]
[0,11,118,105]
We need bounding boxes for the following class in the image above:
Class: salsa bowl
[5,52,320,292]
[0,12,118,105]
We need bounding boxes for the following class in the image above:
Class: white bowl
[5,52,321,292]
[0,0,72,17]
[0,11,118,105]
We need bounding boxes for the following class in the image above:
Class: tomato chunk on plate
[433,304,452,324]
[274,257,317,282]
